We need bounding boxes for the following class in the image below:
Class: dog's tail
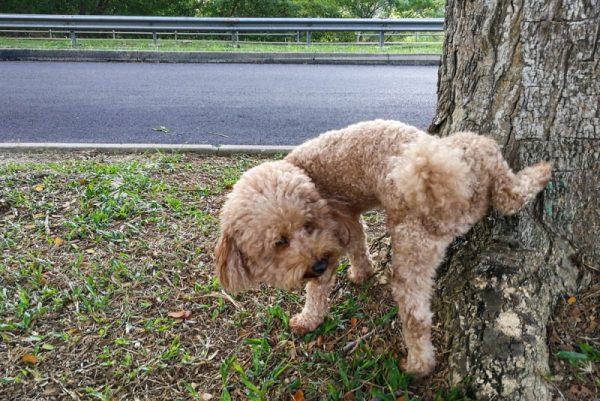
[387,138,474,219]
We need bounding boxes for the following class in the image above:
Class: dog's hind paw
[347,260,374,285]
[403,346,436,377]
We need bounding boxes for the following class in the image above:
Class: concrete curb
[0,49,440,65]
[0,142,295,155]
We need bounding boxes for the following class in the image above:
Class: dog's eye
[275,236,289,248]
[303,222,315,234]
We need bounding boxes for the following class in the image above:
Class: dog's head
[215,160,350,293]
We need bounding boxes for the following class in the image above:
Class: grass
[549,292,600,400]
[2,152,594,400]
[0,36,443,54]
[0,152,467,401]
[558,343,600,373]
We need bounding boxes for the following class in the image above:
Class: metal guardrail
[0,14,444,47]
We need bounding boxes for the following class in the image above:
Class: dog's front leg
[290,272,336,336]
[389,221,450,376]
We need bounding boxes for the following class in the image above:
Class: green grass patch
[558,343,600,384]
[0,153,467,400]
[0,37,443,54]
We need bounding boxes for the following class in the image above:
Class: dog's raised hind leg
[491,158,551,215]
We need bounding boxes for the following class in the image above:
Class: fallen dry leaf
[21,354,39,365]
[292,390,305,401]
[350,317,359,327]
[42,385,60,396]
[569,384,593,398]
[53,237,65,246]
[568,305,582,320]
[567,296,577,304]
[34,184,45,192]
[168,310,192,320]
[288,343,297,359]
[342,391,356,400]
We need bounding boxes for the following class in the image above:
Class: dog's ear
[324,198,353,246]
[215,230,252,294]
[334,215,352,246]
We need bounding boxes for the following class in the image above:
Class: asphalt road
[0,61,438,145]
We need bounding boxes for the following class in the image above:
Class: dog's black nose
[312,259,328,275]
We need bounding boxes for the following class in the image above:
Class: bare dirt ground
[0,151,596,401]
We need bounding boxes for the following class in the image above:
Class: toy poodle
[215,119,551,376]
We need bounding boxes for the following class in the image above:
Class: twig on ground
[200,291,242,309]
[209,132,230,138]
[343,328,377,354]
[51,377,80,401]
[368,233,389,252]
[547,379,567,401]
[44,211,50,235]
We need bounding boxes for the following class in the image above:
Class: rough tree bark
[429,0,599,400]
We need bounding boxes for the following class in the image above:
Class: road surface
[0,61,438,145]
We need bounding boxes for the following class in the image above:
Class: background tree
[392,0,444,17]
[0,0,198,15]
[338,0,396,18]
[197,0,301,18]
[0,0,444,18]
[430,0,598,400]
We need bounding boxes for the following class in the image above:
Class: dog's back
[286,120,551,233]
[286,120,425,212]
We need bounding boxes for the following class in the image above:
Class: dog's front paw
[403,347,436,377]
[290,314,322,336]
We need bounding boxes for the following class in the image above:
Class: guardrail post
[231,31,239,46]
[49,29,52,39]
[379,31,385,48]
[70,30,76,46]
[112,30,116,39]
[306,31,311,47]
[152,31,157,46]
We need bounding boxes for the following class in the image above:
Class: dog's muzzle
[312,259,328,275]
[303,258,329,280]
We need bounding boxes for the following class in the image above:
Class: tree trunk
[430,1,599,400]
